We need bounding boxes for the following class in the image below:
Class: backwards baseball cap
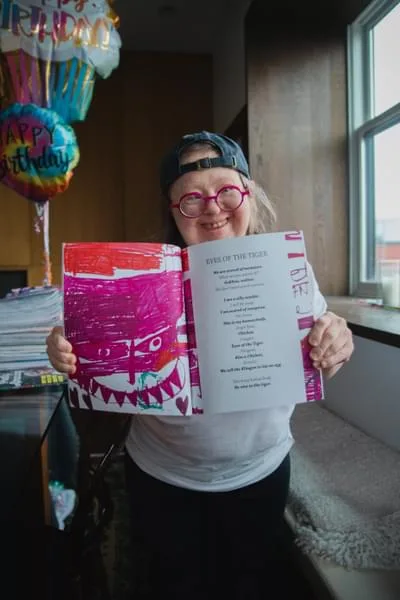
[160,131,250,197]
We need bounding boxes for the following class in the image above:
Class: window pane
[372,2,400,116]
[370,123,400,306]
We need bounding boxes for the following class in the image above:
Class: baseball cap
[160,131,250,196]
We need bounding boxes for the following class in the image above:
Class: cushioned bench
[286,402,400,600]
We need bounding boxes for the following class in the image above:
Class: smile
[201,219,228,230]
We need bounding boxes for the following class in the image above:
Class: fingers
[49,353,77,375]
[46,326,77,374]
[313,339,351,370]
[46,326,73,353]
[309,311,354,372]
[308,312,333,347]
[309,312,347,353]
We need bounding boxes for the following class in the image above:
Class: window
[348,0,400,307]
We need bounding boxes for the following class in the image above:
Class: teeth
[139,390,150,406]
[169,368,183,390]
[202,220,227,230]
[79,364,185,410]
[75,374,91,391]
[147,391,160,405]
[127,391,138,406]
[161,380,174,398]
[148,387,163,404]
[69,388,79,408]
[91,379,100,395]
[114,391,126,406]
[101,386,113,404]
[82,393,93,410]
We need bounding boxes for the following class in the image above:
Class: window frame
[347,0,400,297]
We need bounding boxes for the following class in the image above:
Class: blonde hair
[243,177,276,233]
[163,142,276,245]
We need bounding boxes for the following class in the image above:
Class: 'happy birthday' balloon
[0,103,80,202]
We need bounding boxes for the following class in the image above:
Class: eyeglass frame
[170,185,250,218]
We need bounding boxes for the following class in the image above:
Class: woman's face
[169,147,252,246]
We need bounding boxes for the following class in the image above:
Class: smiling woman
[46,130,354,599]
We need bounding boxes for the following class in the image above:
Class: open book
[63,231,324,416]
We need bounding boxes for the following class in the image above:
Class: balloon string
[34,201,52,287]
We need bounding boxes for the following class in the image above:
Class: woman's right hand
[46,326,77,374]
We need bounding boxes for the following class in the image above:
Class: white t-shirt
[125,265,327,492]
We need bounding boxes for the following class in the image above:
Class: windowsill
[326,296,400,348]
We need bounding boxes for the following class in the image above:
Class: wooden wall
[245,0,371,295]
[0,51,213,287]
[121,52,214,243]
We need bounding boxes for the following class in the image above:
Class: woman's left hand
[308,311,354,379]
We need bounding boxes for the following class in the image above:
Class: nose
[203,196,222,215]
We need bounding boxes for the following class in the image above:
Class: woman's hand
[308,311,354,379]
[46,326,77,375]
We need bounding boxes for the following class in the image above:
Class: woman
[47,131,353,599]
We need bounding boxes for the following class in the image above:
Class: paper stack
[0,286,65,390]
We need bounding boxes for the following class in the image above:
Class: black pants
[124,453,290,599]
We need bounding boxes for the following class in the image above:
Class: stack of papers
[0,286,65,390]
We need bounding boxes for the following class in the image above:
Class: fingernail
[313,361,320,369]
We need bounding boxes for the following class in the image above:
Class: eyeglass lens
[181,187,243,217]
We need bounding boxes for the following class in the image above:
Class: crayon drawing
[63,243,192,415]
[285,231,324,402]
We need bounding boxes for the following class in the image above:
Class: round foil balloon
[0,103,80,203]
[0,0,121,123]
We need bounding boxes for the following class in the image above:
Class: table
[0,385,82,598]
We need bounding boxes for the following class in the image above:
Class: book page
[63,242,192,416]
[187,231,323,414]
[181,248,203,414]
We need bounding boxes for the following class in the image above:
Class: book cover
[0,367,66,391]
[63,232,324,415]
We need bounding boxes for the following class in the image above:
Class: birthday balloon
[0,103,80,203]
[0,0,121,123]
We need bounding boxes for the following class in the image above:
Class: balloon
[0,0,121,123]
[0,102,80,202]
[0,51,97,123]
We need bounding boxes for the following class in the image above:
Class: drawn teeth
[158,367,184,399]
[114,391,126,406]
[127,391,138,406]
[160,385,171,401]
[161,380,174,398]
[100,385,112,403]
[82,392,93,410]
[76,375,91,391]
[77,365,185,408]
[91,380,100,395]
[147,387,163,404]
[139,390,150,405]
[169,368,182,389]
